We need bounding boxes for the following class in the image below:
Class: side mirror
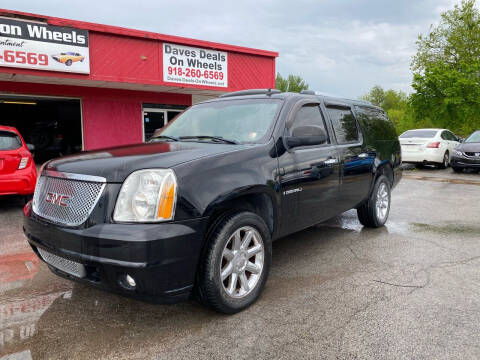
[27,143,35,152]
[285,125,327,149]
[457,137,464,143]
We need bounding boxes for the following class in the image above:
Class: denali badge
[45,192,71,207]
[283,188,303,195]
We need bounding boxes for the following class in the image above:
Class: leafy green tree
[275,73,309,92]
[383,89,408,111]
[361,86,412,133]
[361,85,386,107]
[362,86,408,111]
[410,0,480,136]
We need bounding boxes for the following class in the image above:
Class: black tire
[357,175,391,228]
[438,151,449,169]
[65,59,73,66]
[197,211,272,314]
[452,166,463,173]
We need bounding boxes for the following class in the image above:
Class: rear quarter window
[354,106,397,141]
[326,107,359,144]
[0,131,22,150]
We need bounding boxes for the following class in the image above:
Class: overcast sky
[2,0,460,98]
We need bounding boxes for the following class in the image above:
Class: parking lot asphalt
[1,168,479,360]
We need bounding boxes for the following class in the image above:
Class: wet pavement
[402,163,480,182]
[1,169,480,359]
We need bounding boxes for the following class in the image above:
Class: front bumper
[23,206,209,303]
[450,154,480,169]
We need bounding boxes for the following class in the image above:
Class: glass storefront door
[143,108,183,141]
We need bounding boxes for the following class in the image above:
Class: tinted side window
[441,131,449,140]
[292,104,329,142]
[354,106,397,140]
[327,107,359,144]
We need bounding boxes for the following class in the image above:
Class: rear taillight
[18,157,29,169]
[426,142,440,148]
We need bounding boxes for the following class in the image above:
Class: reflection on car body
[344,153,376,177]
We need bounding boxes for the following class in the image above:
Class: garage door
[0,95,82,163]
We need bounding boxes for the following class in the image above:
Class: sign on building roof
[163,43,228,88]
[0,18,90,74]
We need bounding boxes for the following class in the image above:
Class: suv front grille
[32,170,106,226]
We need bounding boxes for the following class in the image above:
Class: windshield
[465,131,480,143]
[0,131,22,150]
[399,130,438,138]
[155,99,282,144]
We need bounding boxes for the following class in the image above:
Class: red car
[0,125,37,197]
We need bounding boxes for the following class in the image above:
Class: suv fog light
[119,274,136,290]
[125,274,136,287]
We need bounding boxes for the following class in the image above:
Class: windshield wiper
[149,135,179,142]
[179,135,239,144]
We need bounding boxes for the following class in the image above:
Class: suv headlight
[113,169,177,222]
[453,149,463,156]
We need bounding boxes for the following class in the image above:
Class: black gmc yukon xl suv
[23,89,402,313]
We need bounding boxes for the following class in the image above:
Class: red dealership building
[0,9,278,159]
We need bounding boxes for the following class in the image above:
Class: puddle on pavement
[0,280,220,359]
[318,210,411,236]
[0,245,218,359]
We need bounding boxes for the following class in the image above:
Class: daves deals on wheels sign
[0,18,89,74]
[163,43,228,88]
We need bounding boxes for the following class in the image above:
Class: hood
[45,141,249,182]
[457,142,480,152]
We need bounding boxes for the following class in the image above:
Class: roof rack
[300,90,316,95]
[297,90,374,106]
[219,89,281,98]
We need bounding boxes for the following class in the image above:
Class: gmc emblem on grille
[45,192,71,207]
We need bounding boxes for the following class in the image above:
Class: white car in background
[399,128,460,168]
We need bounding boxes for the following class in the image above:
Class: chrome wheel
[220,226,264,299]
[375,182,389,222]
